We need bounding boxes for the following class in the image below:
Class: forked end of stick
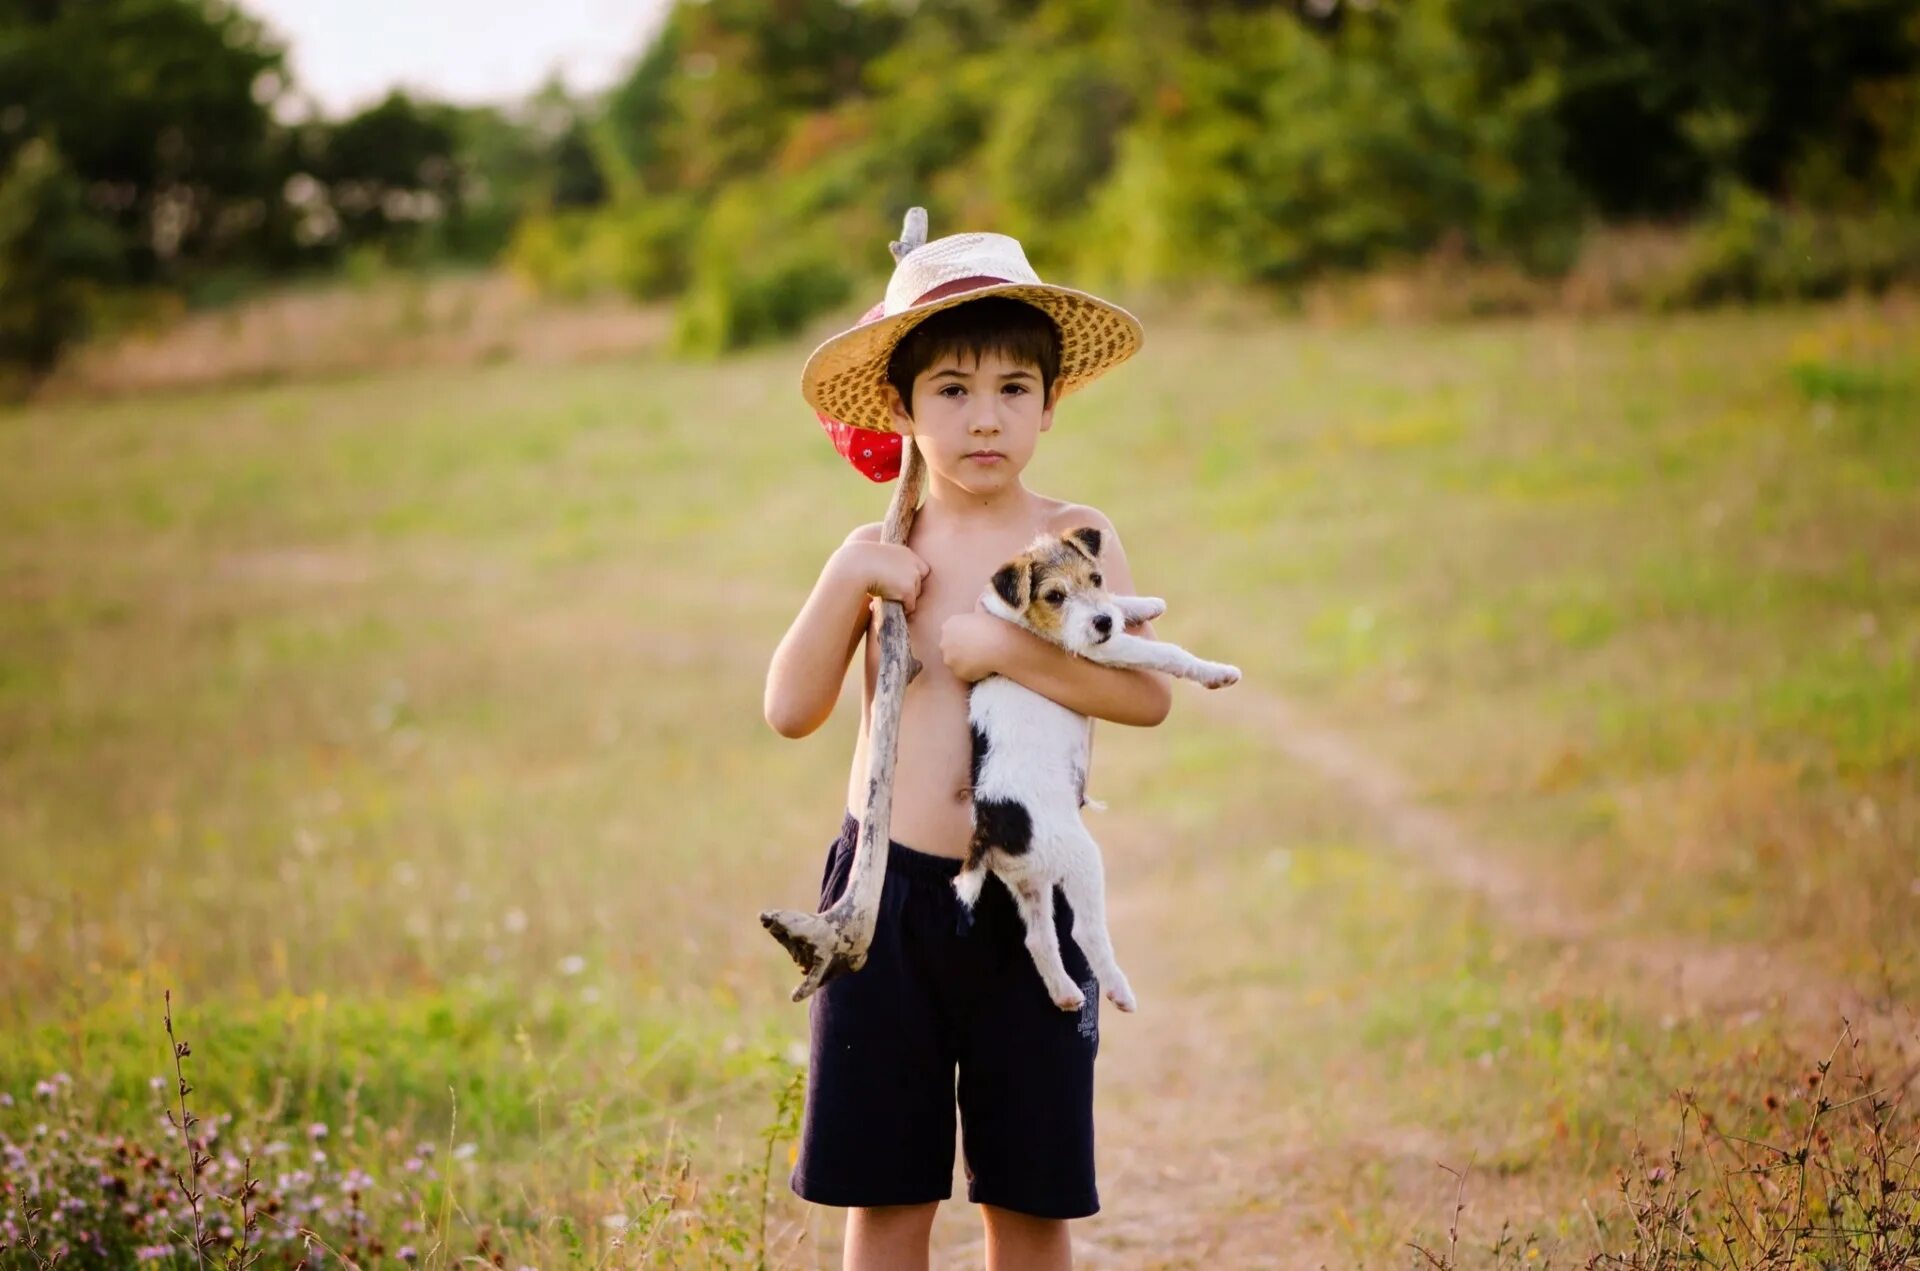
[761,907,870,1002]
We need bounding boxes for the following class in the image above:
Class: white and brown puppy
[956,527,1241,1013]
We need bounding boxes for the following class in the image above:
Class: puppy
[955,527,1241,1012]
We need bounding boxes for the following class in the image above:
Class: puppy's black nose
[1092,614,1112,637]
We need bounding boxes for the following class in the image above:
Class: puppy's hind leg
[1007,876,1086,1011]
[1059,836,1136,1012]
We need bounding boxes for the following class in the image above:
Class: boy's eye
[1090,573,1103,587]
[1044,592,1065,607]
[1002,383,1027,395]
[938,384,964,398]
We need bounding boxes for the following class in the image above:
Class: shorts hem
[791,1170,952,1209]
[966,1182,1100,1220]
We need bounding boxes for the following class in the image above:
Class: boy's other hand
[940,611,1009,683]
[830,540,931,615]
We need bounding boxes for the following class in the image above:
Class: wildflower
[453,1142,477,1162]
[397,1246,418,1263]
[404,1157,424,1173]
[602,1214,629,1230]
[307,1122,328,1140]
[558,955,586,977]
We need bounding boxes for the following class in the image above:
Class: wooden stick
[761,438,926,1001]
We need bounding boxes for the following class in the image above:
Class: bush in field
[0,138,120,387]
[1663,185,1920,307]
[665,175,859,355]
[508,196,698,302]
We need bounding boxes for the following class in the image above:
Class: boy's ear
[991,557,1034,611]
[1038,380,1058,433]
[1063,526,1102,561]
[882,382,914,433]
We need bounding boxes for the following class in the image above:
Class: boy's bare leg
[844,1202,938,1271]
[981,1205,1072,1270]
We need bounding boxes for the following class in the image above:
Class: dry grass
[39,272,669,401]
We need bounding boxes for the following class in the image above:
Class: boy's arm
[941,508,1173,728]
[764,523,927,739]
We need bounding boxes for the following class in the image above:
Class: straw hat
[800,210,1143,436]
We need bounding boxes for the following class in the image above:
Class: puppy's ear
[1063,526,1102,561]
[991,557,1033,611]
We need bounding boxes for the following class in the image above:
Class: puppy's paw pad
[1053,989,1088,1012]
[1107,986,1137,1012]
[1200,663,1241,689]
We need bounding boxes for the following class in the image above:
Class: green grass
[1,295,1914,1265]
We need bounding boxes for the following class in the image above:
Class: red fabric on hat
[816,410,904,482]
[814,299,903,482]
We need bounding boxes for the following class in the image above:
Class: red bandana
[813,301,902,482]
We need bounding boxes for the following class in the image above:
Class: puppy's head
[983,527,1124,654]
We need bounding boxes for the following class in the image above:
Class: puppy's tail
[952,865,987,912]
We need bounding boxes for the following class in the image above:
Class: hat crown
[883,232,1041,315]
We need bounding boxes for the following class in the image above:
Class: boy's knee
[845,1202,939,1270]
[980,1204,1073,1269]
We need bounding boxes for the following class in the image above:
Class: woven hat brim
[800,282,1143,436]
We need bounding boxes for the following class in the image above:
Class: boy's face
[883,345,1055,495]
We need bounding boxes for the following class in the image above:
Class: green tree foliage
[540,0,1920,345]
[0,0,289,280]
[1456,0,1920,217]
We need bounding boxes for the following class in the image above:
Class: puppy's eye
[1044,592,1065,607]
[1090,573,1103,587]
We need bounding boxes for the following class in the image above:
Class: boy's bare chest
[865,530,1043,683]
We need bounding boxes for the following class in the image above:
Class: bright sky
[237,0,673,115]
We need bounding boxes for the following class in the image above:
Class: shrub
[0,137,121,384]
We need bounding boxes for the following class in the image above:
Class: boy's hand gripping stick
[760,440,926,1001]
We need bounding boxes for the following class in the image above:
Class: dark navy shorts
[790,810,1101,1219]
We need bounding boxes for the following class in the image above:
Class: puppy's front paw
[1052,984,1087,1012]
[1126,596,1167,624]
[1106,980,1137,1012]
[1197,661,1241,689]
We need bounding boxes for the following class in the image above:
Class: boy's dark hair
[885,296,1062,416]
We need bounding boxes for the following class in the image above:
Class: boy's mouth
[964,450,1006,463]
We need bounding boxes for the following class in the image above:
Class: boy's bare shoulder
[1043,499,1119,537]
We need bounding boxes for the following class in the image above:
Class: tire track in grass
[1193,686,1917,1046]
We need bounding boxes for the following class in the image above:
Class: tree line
[6,0,1920,380]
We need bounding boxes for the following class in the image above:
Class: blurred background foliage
[5,0,1920,380]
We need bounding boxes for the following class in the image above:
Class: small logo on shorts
[1076,977,1098,1041]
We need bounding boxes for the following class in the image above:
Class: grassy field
[2,293,1915,1267]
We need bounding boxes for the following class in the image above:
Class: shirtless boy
[764,230,1169,1271]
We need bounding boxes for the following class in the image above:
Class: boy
[764,229,1171,1271]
